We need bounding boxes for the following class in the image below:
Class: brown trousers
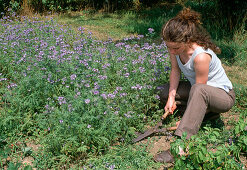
[156,81,235,139]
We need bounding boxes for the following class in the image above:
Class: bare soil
[135,135,174,169]
[223,64,247,87]
[20,141,41,169]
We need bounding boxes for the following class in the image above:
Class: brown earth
[135,135,174,169]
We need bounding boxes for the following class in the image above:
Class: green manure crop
[0,15,169,168]
[1,14,246,170]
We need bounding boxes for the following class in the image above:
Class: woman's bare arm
[194,53,211,84]
[166,54,181,112]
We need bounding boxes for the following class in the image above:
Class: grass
[54,3,247,66]
[56,11,137,41]
[54,5,182,41]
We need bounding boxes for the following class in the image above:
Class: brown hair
[162,8,221,54]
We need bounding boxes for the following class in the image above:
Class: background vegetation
[1,0,246,65]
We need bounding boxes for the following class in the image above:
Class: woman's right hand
[165,98,177,114]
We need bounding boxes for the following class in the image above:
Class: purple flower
[93,90,99,95]
[98,75,107,80]
[45,104,49,110]
[120,93,127,97]
[57,97,66,105]
[124,113,132,118]
[149,59,156,65]
[94,83,100,89]
[138,34,144,39]
[131,84,143,90]
[59,120,63,123]
[148,28,154,34]
[98,48,106,53]
[136,84,142,90]
[7,83,17,89]
[109,164,115,170]
[101,93,107,99]
[87,124,91,128]
[85,99,90,104]
[108,94,115,99]
[123,73,129,78]
[102,63,110,69]
[70,74,77,80]
[116,87,123,91]
[92,68,99,73]
[139,67,145,73]
[131,86,137,90]
[78,26,85,31]
[0,78,7,81]
[68,104,73,112]
[155,95,160,100]
[125,45,131,49]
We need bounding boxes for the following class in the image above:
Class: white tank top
[176,47,233,92]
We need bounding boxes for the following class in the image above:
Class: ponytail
[162,8,221,54]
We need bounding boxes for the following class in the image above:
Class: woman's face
[165,41,186,55]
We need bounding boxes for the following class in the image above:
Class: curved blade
[132,128,156,143]
[132,121,162,143]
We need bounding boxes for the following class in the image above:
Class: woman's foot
[153,150,174,163]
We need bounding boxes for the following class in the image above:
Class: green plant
[0,15,169,168]
[83,144,159,169]
[170,127,245,169]
[170,85,247,169]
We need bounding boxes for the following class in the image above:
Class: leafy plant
[0,16,169,168]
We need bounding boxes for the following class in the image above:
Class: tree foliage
[0,0,246,41]
[216,0,247,31]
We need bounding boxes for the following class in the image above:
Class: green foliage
[83,144,159,169]
[171,125,246,169]
[0,0,246,36]
[217,0,247,31]
[217,28,247,66]
[170,86,247,169]
[55,0,246,65]
[0,16,169,168]
[233,84,247,108]
[234,111,247,155]
[0,3,246,169]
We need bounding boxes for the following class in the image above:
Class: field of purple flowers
[0,15,171,168]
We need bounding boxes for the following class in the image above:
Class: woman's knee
[155,83,169,102]
[189,84,208,97]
